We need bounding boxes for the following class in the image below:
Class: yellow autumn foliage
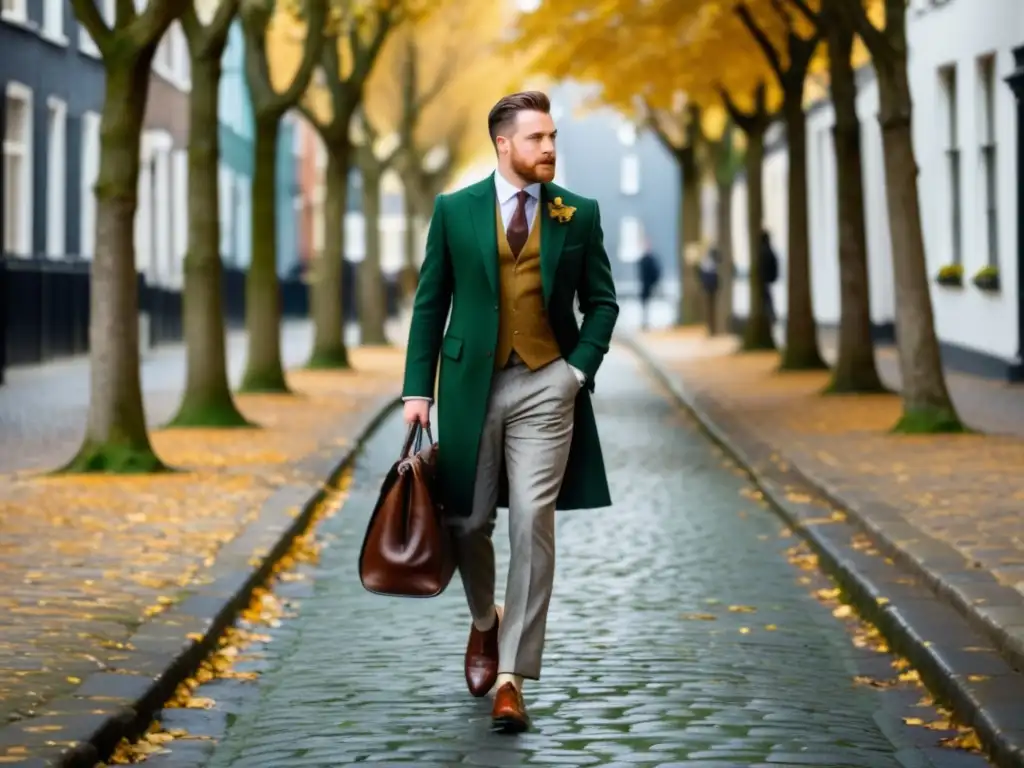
[512,0,879,140]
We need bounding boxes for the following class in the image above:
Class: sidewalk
[0,324,405,763]
[632,329,1024,659]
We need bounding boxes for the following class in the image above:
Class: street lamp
[1005,44,1024,378]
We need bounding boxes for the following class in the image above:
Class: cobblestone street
[137,346,988,768]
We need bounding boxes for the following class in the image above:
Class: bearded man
[401,90,619,733]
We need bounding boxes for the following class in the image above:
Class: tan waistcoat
[494,202,561,371]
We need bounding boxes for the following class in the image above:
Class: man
[402,91,619,733]
[699,244,720,335]
[636,237,661,331]
[759,229,779,326]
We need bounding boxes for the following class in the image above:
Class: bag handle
[400,422,435,460]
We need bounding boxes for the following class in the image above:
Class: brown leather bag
[358,423,456,598]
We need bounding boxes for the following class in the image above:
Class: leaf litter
[100,473,352,765]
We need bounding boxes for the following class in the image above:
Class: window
[172,149,188,277]
[617,217,643,263]
[219,164,234,260]
[1,0,27,23]
[978,54,998,268]
[80,111,101,258]
[43,0,65,41]
[617,121,637,146]
[46,98,67,257]
[620,154,640,195]
[939,64,961,265]
[4,83,33,256]
[235,176,251,268]
[79,0,113,56]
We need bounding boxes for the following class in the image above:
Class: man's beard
[511,149,556,183]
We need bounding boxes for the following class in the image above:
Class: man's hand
[403,398,431,427]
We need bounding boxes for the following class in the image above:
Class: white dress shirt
[403,171,585,403]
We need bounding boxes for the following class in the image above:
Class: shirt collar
[494,170,541,205]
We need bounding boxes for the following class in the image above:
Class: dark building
[1,0,105,260]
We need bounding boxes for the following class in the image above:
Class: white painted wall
[731,0,1022,364]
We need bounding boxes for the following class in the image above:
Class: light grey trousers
[450,354,579,680]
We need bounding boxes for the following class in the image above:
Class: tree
[352,108,401,345]
[720,83,778,351]
[512,0,781,338]
[785,0,884,393]
[63,0,189,473]
[735,0,826,370]
[640,101,706,327]
[238,0,327,393]
[170,0,253,428]
[835,0,963,431]
[358,0,511,326]
[701,118,744,335]
[297,0,399,369]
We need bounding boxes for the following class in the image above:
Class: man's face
[499,110,557,183]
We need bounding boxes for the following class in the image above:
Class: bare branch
[829,0,886,58]
[276,0,328,109]
[783,0,822,30]
[181,0,239,58]
[69,0,112,53]
[351,1,397,87]
[127,0,189,50]
[114,0,137,29]
[767,0,793,32]
[209,0,241,40]
[734,2,785,80]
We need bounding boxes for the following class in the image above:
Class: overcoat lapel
[539,183,568,305]
[468,177,498,296]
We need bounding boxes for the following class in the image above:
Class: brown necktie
[506,190,529,259]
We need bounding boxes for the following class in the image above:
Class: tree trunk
[240,116,288,392]
[742,126,776,351]
[825,16,885,394]
[307,142,351,368]
[358,163,388,345]
[714,176,734,335]
[779,97,826,370]
[169,54,251,427]
[401,183,418,302]
[877,61,962,431]
[677,150,704,326]
[63,59,164,473]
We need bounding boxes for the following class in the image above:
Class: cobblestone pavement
[137,347,988,768]
[0,324,405,728]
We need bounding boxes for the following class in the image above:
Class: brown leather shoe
[464,610,499,697]
[491,682,530,733]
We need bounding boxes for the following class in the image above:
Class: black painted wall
[0,0,105,257]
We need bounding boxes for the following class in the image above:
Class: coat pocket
[442,336,463,361]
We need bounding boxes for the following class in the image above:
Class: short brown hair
[487,91,551,145]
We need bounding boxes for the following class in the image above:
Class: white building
[729,0,1024,380]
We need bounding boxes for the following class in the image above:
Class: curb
[0,395,402,768]
[624,335,1024,768]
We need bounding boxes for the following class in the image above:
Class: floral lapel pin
[547,196,576,224]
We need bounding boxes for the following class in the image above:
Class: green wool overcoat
[402,174,620,518]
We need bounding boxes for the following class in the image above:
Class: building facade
[137,17,190,290]
[730,0,1024,380]
[1,0,105,260]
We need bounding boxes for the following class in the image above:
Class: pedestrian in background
[699,243,720,335]
[759,229,779,326]
[637,237,662,331]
